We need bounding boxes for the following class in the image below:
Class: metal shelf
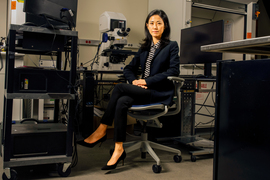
[10,24,78,37]
[4,155,72,168]
[5,91,75,99]
[193,3,247,16]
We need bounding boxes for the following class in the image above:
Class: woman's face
[146,15,165,40]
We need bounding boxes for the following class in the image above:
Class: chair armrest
[167,76,185,91]
[167,76,185,83]
[166,76,185,116]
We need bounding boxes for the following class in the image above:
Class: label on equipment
[24,78,28,89]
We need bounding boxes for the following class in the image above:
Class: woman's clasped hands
[132,79,148,89]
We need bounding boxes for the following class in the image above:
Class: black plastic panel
[214,59,270,180]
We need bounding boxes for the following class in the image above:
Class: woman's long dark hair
[140,9,171,51]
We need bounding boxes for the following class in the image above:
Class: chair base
[124,133,181,166]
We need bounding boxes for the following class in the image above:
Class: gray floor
[0,135,213,180]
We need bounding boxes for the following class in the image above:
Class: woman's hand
[132,79,148,89]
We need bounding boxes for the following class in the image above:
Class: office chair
[124,76,185,173]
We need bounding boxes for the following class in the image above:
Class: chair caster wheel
[191,155,197,162]
[152,164,162,173]
[173,155,182,163]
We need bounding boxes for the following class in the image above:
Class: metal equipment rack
[173,77,215,162]
[1,24,78,179]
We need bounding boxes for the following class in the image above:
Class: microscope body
[94,11,132,71]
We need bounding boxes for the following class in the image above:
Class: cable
[64,51,69,70]
[83,43,101,66]
[70,86,86,168]
[196,92,210,114]
[0,52,3,71]
[209,117,215,140]
[0,37,4,71]
[71,134,78,168]
[193,64,204,70]
[50,55,56,69]
[58,106,79,169]
[43,15,57,55]
[195,82,216,131]
[195,118,215,128]
[195,82,215,114]
[212,85,216,106]
[211,0,222,21]
[26,55,39,67]
[82,33,103,69]
[191,64,204,75]
[74,93,82,135]
[76,48,80,69]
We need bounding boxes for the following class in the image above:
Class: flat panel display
[23,0,78,29]
[180,20,224,64]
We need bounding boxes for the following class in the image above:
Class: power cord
[195,82,215,114]
[195,82,216,134]
[71,133,78,168]
[0,52,3,71]
[195,118,215,128]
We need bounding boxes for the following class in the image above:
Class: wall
[148,0,190,46]
[76,0,148,69]
[0,0,7,37]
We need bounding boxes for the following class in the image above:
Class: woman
[79,9,180,170]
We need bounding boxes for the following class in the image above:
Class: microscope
[94,11,136,71]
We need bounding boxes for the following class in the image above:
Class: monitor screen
[23,0,78,29]
[180,20,224,64]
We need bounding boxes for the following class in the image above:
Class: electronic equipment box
[13,68,71,93]
[10,123,67,158]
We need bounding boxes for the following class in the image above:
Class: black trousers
[100,83,152,142]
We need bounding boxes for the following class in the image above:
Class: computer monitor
[23,0,78,30]
[180,20,224,76]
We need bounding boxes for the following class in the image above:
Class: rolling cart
[1,24,78,179]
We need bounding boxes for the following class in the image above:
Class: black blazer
[124,41,180,105]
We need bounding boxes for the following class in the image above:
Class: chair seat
[129,103,165,111]
[128,103,168,121]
